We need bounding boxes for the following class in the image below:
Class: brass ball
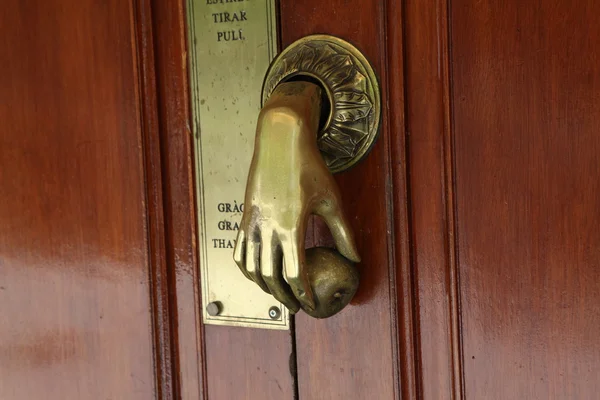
[301,247,359,319]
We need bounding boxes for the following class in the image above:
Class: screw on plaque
[206,301,222,316]
[268,306,281,320]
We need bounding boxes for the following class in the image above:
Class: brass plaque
[186,0,288,329]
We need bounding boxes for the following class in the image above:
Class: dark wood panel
[451,0,600,398]
[204,327,295,400]
[150,0,206,398]
[134,0,174,398]
[151,0,296,399]
[280,1,402,398]
[403,0,463,397]
[0,1,164,398]
[385,1,419,398]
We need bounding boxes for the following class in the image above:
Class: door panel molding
[150,0,207,398]
[404,0,465,398]
[384,0,419,399]
[133,0,176,398]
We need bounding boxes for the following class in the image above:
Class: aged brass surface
[263,35,381,173]
[234,81,361,316]
[187,0,288,329]
[303,248,359,319]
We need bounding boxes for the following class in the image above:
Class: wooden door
[3,0,600,399]
[158,0,600,398]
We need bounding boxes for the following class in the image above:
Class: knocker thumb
[314,203,361,264]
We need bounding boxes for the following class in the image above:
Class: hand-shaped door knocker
[234,35,381,318]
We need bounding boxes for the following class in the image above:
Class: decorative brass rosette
[262,35,381,173]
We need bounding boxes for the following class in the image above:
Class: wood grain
[134,0,174,397]
[403,0,463,397]
[0,0,164,398]
[451,0,600,398]
[280,1,402,399]
[10,1,596,398]
[150,0,206,398]
[204,327,295,400]
[385,1,419,398]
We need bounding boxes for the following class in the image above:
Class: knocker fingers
[281,233,316,312]
[260,230,301,313]
[234,227,271,294]
[233,229,252,280]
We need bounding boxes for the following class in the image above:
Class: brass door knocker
[234,35,380,318]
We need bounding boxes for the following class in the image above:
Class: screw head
[206,301,222,316]
[268,306,281,320]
